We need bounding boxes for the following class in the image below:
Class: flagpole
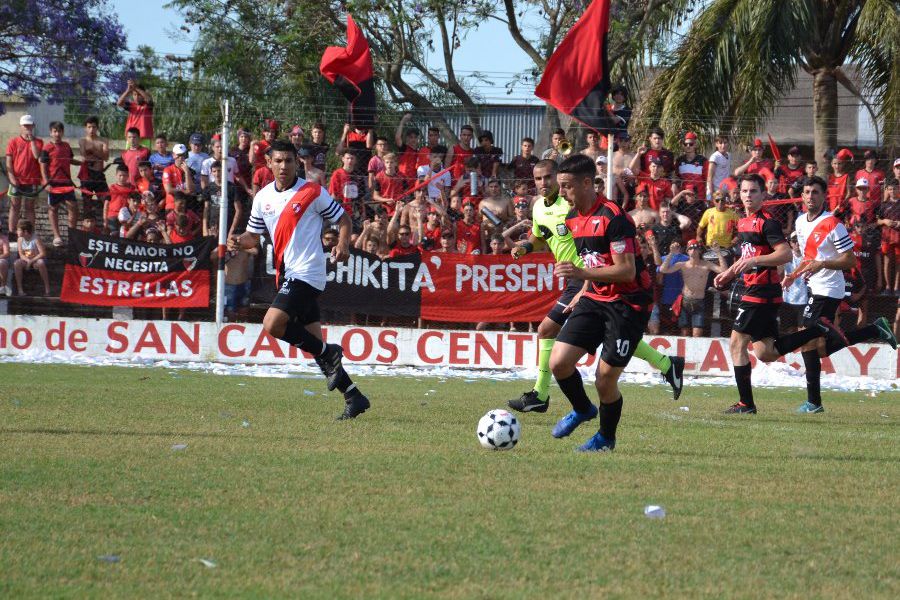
[215,99,230,327]
[605,133,614,200]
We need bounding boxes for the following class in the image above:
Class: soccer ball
[476,409,520,450]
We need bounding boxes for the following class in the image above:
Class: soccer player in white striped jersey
[791,176,896,413]
[228,140,370,419]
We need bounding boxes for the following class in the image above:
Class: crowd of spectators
[2,80,899,335]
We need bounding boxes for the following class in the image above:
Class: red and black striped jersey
[675,154,707,193]
[566,195,652,311]
[737,209,787,303]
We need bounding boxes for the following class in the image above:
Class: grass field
[1,363,898,598]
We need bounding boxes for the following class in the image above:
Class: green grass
[0,363,898,598]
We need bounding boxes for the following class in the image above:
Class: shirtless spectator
[474,131,503,178]
[581,130,602,163]
[355,208,391,256]
[507,137,539,193]
[629,188,659,230]
[116,79,154,140]
[501,197,532,248]
[446,125,475,183]
[479,178,512,236]
[78,116,109,219]
[595,156,628,205]
[372,153,407,215]
[296,146,325,186]
[39,121,80,246]
[12,220,49,296]
[706,135,731,200]
[224,244,257,321]
[121,127,150,186]
[732,138,773,177]
[659,240,727,336]
[541,128,566,163]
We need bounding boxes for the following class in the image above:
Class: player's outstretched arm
[228,231,260,252]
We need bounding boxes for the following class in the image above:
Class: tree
[636,0,900,168]
[0,0,127,112]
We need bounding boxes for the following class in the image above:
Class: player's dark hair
[84,116,99,126]
[649,126,665,138]
[521,137,535,145]
[49,121,64,131]
[740,173,765,191]
[558,154,595,180]
[126,127,140,136]
[269,139,297,156]
[431,144,447,156]
[533,159,558,173]
[803,176,828,193]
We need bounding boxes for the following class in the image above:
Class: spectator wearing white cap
[161,143,195,212]
[5,115,43,235]
[886,157,900,201]
[849,177,880,224]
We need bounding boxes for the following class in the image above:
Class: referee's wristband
[520,242,533,254]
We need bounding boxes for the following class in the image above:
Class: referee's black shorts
[801,295,841,328]
[546,278,584,326]
[271,278,322,325]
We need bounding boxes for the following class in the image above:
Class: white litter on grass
[644,505,666,519]
[241,420,250,428]
[303,390,316,396]
[171,444,187,451]
[679,406,690,412]
[2,350,898,392]
[197,558,217,568]
[97,554,120,563]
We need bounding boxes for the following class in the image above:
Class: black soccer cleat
[508,390,550,413]
[337,390,370,420]
[663,355,685,401]
[724,402,757,414]
[314,343,345,391]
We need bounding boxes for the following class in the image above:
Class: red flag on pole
[320,15,376,127]
[767,133,782,163]
[535,0,617,133]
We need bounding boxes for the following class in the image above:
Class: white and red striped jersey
[794,210,854,299]
[247,177,344,290]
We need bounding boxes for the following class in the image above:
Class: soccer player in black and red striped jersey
[547,155,654,452]
[712,174,845,414]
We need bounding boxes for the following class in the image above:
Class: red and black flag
[535,0,618,134]
[319,14,376,128]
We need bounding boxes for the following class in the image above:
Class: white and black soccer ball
[476,409,520,450]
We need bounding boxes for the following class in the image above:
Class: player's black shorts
[546,278,583,325]
[732,301,780,342]
[557,297,650,368]
[271,278,322,325]
[802,295,841,328]
[779,303,806,329]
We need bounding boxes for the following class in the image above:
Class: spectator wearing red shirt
[733,138,774,177]
[251,119,279,171]
[473,130,503,178]
[827,149,854,216]
[166,191,202,239]
[105,164,135,235]
[135,161,161,200]
[394,113,421,180]
[855,150,885,204]
[446,125,474,182]
[875,179,900,294]
[115,79,154,140]
[122,127,151,185]
[632,127,674,176]
[417,126,441,169]
[507,137,539,193]
[387,225,420,258]
[635,157,674,210]
[455,202,482,254]
[372,153,408,216]
[366,136,389,190]
[5,114,43,235]
[328,151,360,217]
[777,146,806,196]
[162,144,195,211]
[337,122,374,181]
[251,163,274,197]
[674,131,707,194]
[39,121,80,246]
[850,177,880,223]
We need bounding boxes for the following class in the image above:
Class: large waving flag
[535,0,617,133]
[319,14,376,128]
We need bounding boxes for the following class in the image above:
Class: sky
[111,1,538,103]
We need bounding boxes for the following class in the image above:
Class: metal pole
[215,99,230,326]
[605,133,614,200]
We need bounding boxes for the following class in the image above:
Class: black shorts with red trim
[801,295,841,328]
[546,278,583,326]
[732,301,780,342]
[557,297,649,368]
[271,277,322,325]
[47,186,76,206]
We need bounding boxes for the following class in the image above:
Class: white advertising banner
[0,315,897,380]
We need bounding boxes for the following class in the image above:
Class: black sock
[824,324,878,355]
[599,396,623,440]
[280,320,325,355]
[801,350,822,406]
[335,371,355,395]
[555,370,593,414]
[774,326,823,356]
[734,364,754,407]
